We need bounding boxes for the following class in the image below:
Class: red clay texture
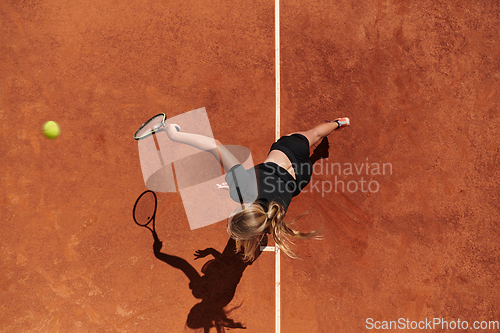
[1,0,499,332]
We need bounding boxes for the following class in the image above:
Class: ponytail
[267,201,321,259]
[227,201,321,262]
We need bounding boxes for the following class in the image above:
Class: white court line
[275,0,281,332]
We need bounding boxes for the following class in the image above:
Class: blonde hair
[227,201,321,262]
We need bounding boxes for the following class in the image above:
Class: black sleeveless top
[224,162,299,212]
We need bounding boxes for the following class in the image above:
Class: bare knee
[301,129,321,147]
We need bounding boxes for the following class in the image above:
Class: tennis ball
[43,121,60,139]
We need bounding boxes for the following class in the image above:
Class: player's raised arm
[165,124,240,173]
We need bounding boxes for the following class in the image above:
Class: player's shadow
[309,137,329,165]
[134,138,327,332]
[152,230,267,333]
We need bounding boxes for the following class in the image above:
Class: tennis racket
[133,190,160,242]
[133,113,163,140]
[133,113,180,140]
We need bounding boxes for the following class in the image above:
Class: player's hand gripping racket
[133,190,160,243]
[133,113,180,140]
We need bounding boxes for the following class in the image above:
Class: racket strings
[134,114,166,139]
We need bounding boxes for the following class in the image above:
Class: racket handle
[152,230,160,243]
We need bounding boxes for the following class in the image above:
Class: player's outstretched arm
[194,248,222,261]
[153,239,201,282]
[165,124,240,173]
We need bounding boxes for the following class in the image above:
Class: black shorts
[269,133,313,196]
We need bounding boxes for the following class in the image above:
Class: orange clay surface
[1,0,500,332]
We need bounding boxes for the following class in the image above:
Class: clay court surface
[1,0,500,332]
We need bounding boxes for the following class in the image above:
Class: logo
[136,107,256,230]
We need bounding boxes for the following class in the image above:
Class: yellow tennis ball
[43,121,60,139]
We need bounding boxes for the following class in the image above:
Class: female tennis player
[165,118,350,262]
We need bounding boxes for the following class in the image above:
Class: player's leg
[291,117,350,148]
